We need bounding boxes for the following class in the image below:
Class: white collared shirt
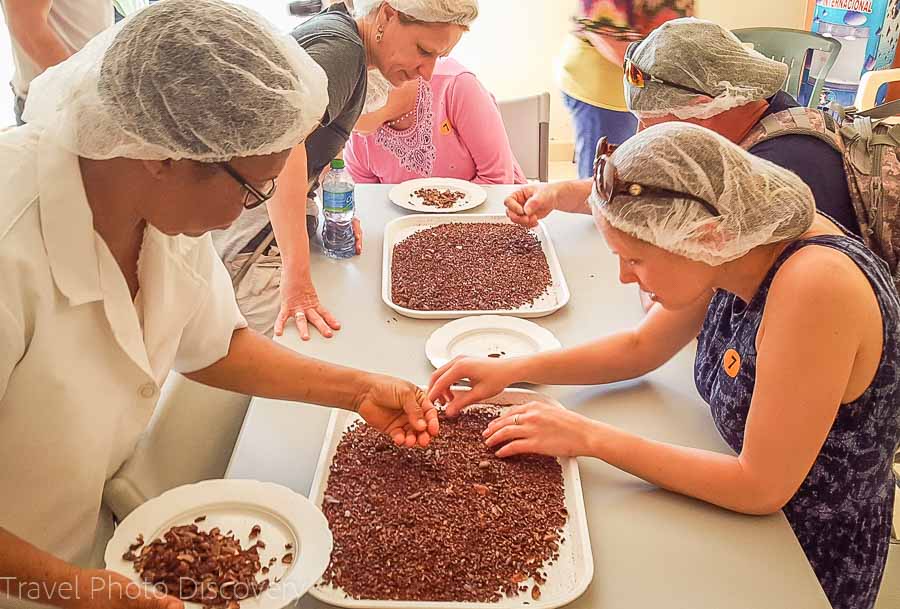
[0,125,247,572]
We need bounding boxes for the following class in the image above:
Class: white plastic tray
[307,387,594,609]
[382,214,570,319]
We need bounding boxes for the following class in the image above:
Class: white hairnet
[364,68,393,113]
[626,18,788,121]
[589,122,815,266]
[354,0,478,26]
[23,0,329,161]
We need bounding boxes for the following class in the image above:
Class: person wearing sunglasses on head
[0,3,440,608]
[507,18,859,270]
[430,122,900,609]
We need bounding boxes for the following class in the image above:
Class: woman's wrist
[564,179,594,213]
[579,419,609,460]
[507,355,538,385]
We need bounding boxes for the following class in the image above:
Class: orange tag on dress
[439,119,453,135]
[723,348,741,378]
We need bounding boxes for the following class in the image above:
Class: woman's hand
[427,356,523,417]
[352,217,363,255]
[274,273,341,340]
[483,401,599,459]
[354,374,440,448]
[504,181,591,227]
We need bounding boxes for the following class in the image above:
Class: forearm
[7,10,71,72]
[583,423,778,515]
[514,329,664,386]
[556,179,593,214]
[0,528,83,608]
[185,328,368,411]
[268,145,313,277]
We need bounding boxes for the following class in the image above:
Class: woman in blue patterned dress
[427,122,900,609]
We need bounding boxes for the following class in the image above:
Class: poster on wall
[807,0,900,106]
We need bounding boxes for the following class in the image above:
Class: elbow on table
[733,487,793,516]
[737,500,787,517]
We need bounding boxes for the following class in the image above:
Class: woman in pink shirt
[345,57,527,184]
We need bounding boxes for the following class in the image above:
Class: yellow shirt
[557,34,627,112]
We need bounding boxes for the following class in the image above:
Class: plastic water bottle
[322,159,356,259]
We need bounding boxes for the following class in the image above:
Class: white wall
[695,0,807,30]
[451,0,573,145]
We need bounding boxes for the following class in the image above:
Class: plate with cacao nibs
[389,178,487,213]
[105,479,332,609]
[383,214,570,319]
[425,315,562,368]
[307,387,593,609]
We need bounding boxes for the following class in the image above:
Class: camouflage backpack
[741,101,900,291]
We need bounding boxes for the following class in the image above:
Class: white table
[226,185,831,609]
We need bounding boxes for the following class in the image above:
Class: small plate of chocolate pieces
[389,177,487,213]
[105,479,332,609]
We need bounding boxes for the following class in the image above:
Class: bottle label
[323,190,354,213]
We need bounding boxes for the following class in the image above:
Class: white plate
[389,178,487,213]
[382,214,571,319]
[105,479,333,609]
[425,315,562,368]
[307,387,594,609]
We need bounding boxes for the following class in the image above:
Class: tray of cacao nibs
[105,479,333,609]
[308,388,593,609]
[382,215,570,319]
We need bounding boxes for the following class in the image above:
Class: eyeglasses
[221,163,277,210]
[592,136,720,217]
[623,41,711,98]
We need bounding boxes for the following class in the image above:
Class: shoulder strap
[742,107,844,154]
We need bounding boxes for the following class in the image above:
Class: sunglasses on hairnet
[221,163,277,210]
[592,137,720,217]
[623,41,711,98]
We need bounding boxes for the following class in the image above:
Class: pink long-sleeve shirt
[344,58,527,185]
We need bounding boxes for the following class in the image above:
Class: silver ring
[514,414,521,426]
[294,311,305,321]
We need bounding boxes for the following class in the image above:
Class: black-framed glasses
[623,41,711,98]
[221,163,277,210]
[592,137,720,217]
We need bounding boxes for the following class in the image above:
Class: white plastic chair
[854,68,900,125]
[498,93,551,182]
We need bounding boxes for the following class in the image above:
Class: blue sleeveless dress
[695,235,900,609]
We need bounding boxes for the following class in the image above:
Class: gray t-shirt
[213,2,367,261]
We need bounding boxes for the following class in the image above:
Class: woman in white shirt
[0,3,438,608]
